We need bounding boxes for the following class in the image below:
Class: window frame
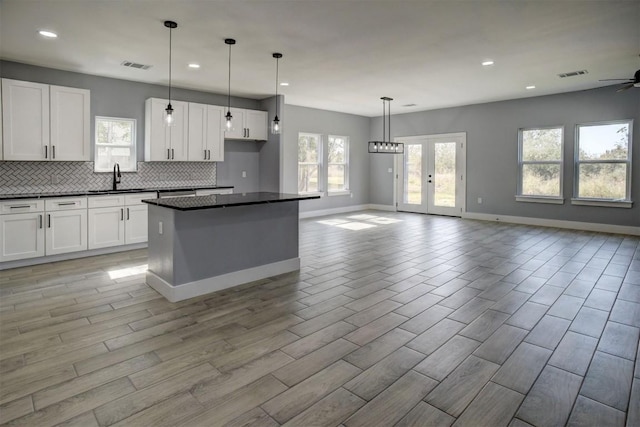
[572,119,633,208]
[516,125,564,203]
[327,135,350,195]
[94,116,137,172]
[297,132,323,195]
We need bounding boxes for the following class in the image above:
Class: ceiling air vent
[402,103,417,107]
[558,70,588,78]
[121,61,152,70]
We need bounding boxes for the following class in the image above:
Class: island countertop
[142,191,320,211]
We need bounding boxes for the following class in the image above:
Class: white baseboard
[0,243,148,271]
[300,204,396,218]
[462,212,640,236]
[146,257,301,302]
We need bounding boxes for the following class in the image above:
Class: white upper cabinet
[224,107,267,141]
[1,78,90,161]
[188,103,224,162]
[2,79,50,160]
[50,85,91,161]
[144,98,189,161]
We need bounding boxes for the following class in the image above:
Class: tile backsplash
[0,161,216,194]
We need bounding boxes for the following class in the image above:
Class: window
[575,120,632,203]
[327,135,349,193]
[94,117,137,172]
[517,126,563,201]
[298,133,321,193]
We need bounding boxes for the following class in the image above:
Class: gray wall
[369,86,640,227]
[258,95,283,192]
[0,60,263,185]
[283,104,370,212]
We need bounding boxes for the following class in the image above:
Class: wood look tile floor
[1,211,639,426]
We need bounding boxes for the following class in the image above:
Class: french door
[396,133,466,216]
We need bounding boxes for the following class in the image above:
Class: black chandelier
[368,97,403,154]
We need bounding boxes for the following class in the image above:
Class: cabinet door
[223,107,245,139]
[88,207,125,249]
[50,85,90,161]
[125,205,148,244]
[1,79,49,160]
[0,212,45,261]
[45,210,88,255]
[169,101,189,161]
[188,103,208,161]
[206,105,225,161]
[144,98,170,161]
[245,109,268,141]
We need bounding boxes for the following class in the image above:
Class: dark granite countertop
[143,192,320,211]
[0,186,234,201]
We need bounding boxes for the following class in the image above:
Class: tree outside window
[327,135,349,192]
[576,121,632,200]
[518,127,563,198]
[298,133,321,193]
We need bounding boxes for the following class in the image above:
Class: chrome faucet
[113,163,121,190]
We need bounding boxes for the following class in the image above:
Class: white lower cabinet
[88,206,125,249]
[0,212,45,262]
[124,204,148,244]
[88,193,153,249]
[45,209,88,255]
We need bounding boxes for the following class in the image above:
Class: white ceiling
[1,0,639,117]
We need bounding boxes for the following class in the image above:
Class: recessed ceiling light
[38,30,58,38]
[482,60,494,66]
[188,63,200,69]
[280,82,289,86]
[526,85,536,90]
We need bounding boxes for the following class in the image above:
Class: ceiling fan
[599,69,640,92]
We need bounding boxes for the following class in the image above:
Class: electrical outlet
[242,171,247,178]
[158,221,163,235]
[477,197,482,204]
[388,168,393,173]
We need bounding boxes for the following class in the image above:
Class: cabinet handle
[207,150,211,160]
[44,145,48,159]
[204,150,207,160]
[172,149,175,160]
[121,208,124,221]
[126,208,130,220]
[247,128,250,138]
[10,205,31,209]
[47,214,51,228]
[52,145,56,159]
[57,202,76,206]
[167,149,170,160]
[39,214,43,229]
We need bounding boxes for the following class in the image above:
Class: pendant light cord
[168,26,172,104]
[275,57,279,117]
[382,99,386,143]
[227,43,232,112]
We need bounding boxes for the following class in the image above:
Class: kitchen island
[143,192,320,302]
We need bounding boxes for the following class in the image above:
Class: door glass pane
[578,163,627,199]
[404,144,422,204]
[433,142,456,207]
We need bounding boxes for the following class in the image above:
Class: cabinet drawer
[88,195,125,208]
[45,197,87,211]
[0,199,44,214]
[124,192,157,206]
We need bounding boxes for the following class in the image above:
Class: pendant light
[271,53,283,134]
[224,38,236,131]
[164,20,178,127]
[368,97,404,154]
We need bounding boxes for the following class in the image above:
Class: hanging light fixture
[368,97,404,154]
[271,53,283,134]
[224,38,236,131]
[163,20,178,127]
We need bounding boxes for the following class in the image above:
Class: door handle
[39,214,43,229]
[10,205,31,209]
[207,150,210,160]
[47,214,51,228]
[247,128,250,138]
[172,148,175,160]
[52,145,56,159]
[167,148,170,160]
[126,208,130,220]
[45,145,48,159]
[121,208,124,221]
[204,150,207,160]
[57,202,76,206]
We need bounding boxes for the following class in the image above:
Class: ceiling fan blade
[616,83,635,92]
[599,78,632,81]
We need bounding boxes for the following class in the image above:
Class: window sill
[327,190,351,197]
[571,198,633,208]
[515,196,564,205]
[299,192,324,197]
